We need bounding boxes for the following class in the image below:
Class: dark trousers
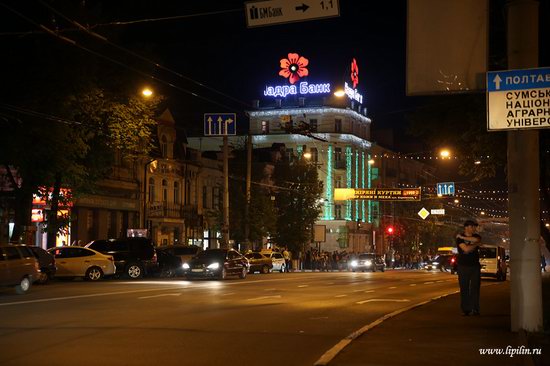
[457,265,481,313]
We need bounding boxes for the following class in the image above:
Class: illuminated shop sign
[345,82,363,104]
[264,81,331,98]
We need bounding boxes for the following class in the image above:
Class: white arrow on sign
[493,74,502,90]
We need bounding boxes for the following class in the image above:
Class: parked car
[47,246,116,281]
[155,247,183,277]
[244,252,273,274]
[479,245,508,281]
[0,244,40,294]
[86,237,158,279]
[182,248,249,280]
[159,245,202,268]
[261,250,286,272]
[350,253,385,272]
[424,254,454,272]
[29,246,56,284]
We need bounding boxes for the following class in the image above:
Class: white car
[261,250,286,272]
[48,246,116,281]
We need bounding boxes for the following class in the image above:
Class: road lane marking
[138,293,181,299]
[356,299,410,305]
[315,288,464,366]
[364,290,375,293]
[424,281,434,284]
[246,295,282,301]
[298,285,308,288]
[436,280,445,283]
[263,288,277,291]
[334,295,348,298]
[221,292,235,296]
[327,282,335,285]
[388,286,397,289]
[409,284,417,286]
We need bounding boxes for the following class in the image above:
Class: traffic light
[386,226,394,235]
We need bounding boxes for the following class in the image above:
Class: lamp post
[142,158,156,236]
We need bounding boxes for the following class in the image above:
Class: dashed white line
[246,295,282,301]
[409,284,417,286]
[138,293,181,299]
[388,286,397,289]
[298,285,308,288]
[334,294,348,298]
[356,298,410,305]
[221,292,235,296]
[424,281,434,284]
[364,290,375,293]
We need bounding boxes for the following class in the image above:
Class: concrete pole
[506,0,542,332]
[244,133,252,251]
[222,135,230,249]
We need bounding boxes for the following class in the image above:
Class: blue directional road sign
[436,182,455,196]
[487,67,550,131]
[204,113,236,136]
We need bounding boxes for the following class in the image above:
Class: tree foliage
[272,159,323,253]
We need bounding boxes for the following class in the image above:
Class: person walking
[456,220,482,316]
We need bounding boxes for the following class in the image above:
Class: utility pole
[222,135,230,249]
[244,131,252,251]
[506,0,542,332]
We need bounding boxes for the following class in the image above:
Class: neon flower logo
[279,53,309,84]
[351,58,359,88]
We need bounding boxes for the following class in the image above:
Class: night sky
[1,0,548,144]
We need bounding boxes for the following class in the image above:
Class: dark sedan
[183,249,249,280]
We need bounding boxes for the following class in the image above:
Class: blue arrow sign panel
[436,182,455,196]
[204,113,237,136]
[487,67,550,92]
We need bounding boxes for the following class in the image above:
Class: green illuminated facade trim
[368,152,373,223]
[296,145,303,158]
[355,150,359,221]
[345,146,352,220]
[323,145,334,220]
[362,151,366,222]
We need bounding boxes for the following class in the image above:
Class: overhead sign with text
[487,67,550,131]
[334,188,421,202]
[245,0,339,28]
[204,113,236,136]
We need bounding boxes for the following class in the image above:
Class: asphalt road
[0,270,459,366]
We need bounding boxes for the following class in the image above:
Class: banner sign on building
[334,188,421,201]
[487,67,550,130]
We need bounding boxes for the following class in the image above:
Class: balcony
[147,202,184,219]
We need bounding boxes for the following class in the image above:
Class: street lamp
[439,149,451,159]
[333,89,346,97]
[141,87,153,98]
[303,152,312,159]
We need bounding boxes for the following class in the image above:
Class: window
[335,147,342,162]
[335,176,342,188]
[335,118,342,133]
[286,148,294,162]
[212,187,220,210]
[4,246,20,260]
[162,180,168,202]
[310,147,318,162]
[174,181,180,204]
[161,135,168,157]
[261,120,269,134]
[335,205,342,219]
[203,186,208,209]
[309,119,318,132]
[148,178,155,202]
[185,179,191,204]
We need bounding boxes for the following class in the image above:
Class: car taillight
[451,257,455,264]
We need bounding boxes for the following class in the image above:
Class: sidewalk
[327,275,549,366]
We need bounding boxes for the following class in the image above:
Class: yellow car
[48,246,116,281]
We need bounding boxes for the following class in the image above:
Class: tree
[272,159,323,253]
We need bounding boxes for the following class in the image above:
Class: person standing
[456,220,482,316]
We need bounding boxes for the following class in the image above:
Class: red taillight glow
[451,258,455,263]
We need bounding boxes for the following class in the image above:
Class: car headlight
[365,260,372,266]
[350,260,358,267]
[433,262,439,265]
[182,263,190,269]
[207,262,220,270]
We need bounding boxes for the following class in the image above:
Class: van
[0,244,40,294]
[479,245,507,281]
